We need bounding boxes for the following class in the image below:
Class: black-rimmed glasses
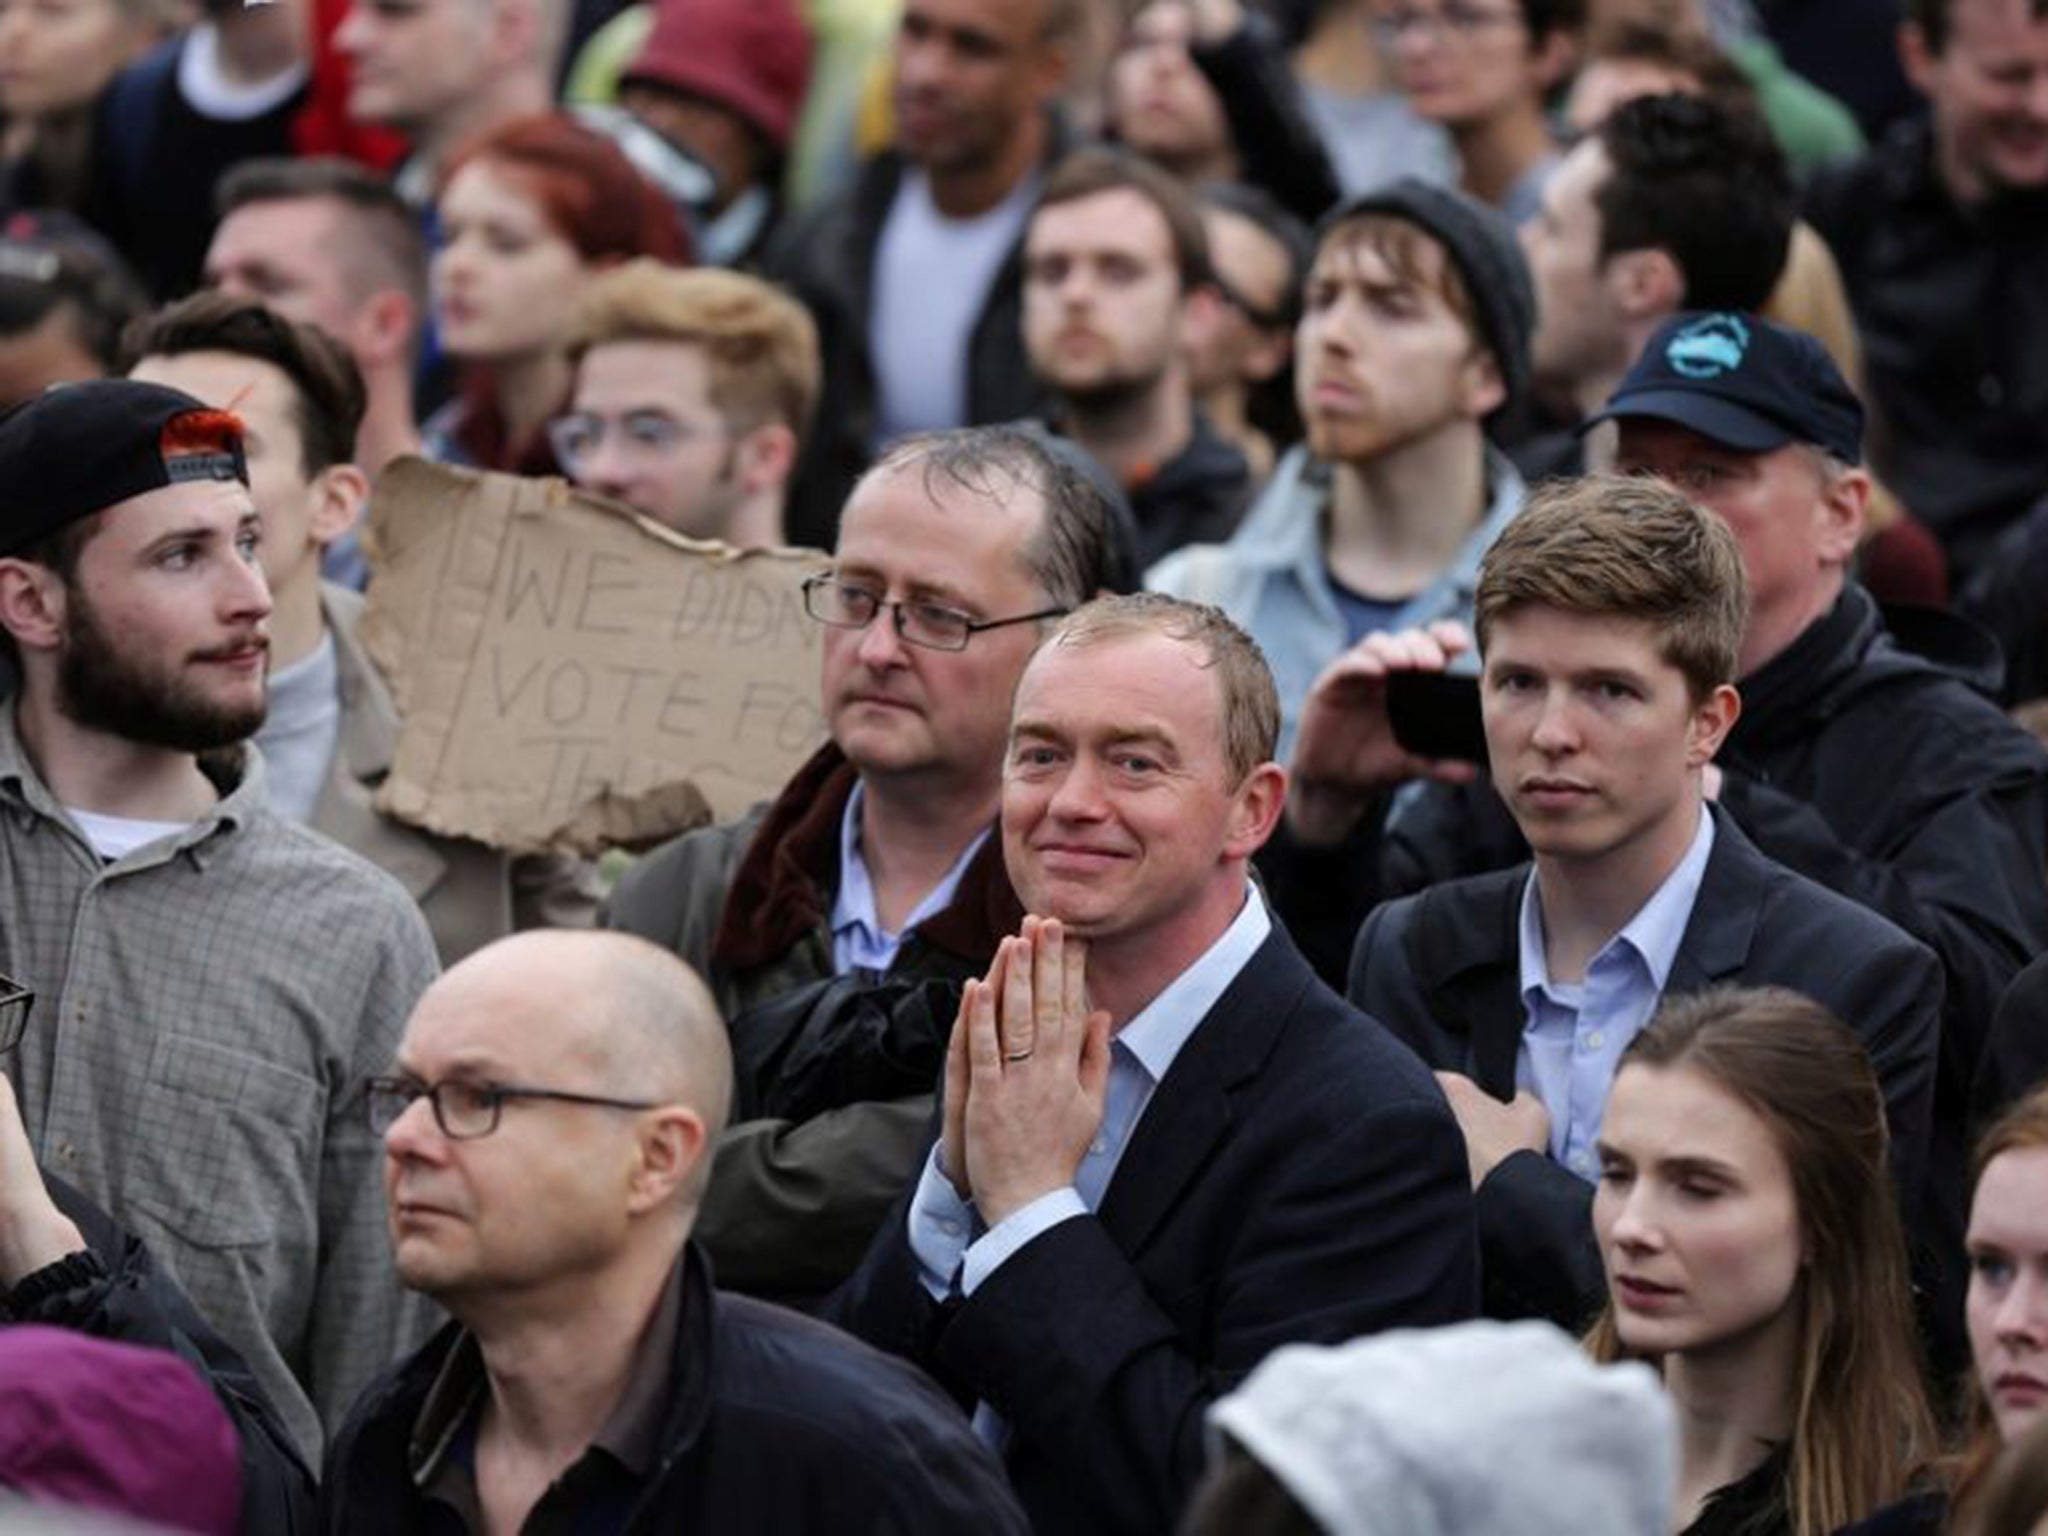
[366,1075,662,1141]
[801,574,1066,653]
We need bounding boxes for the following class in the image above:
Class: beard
[57,589,267,753]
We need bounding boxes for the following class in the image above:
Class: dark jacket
[830,924,1480,1536]
[1321,586,2047,1106]
[319,1245,1028,1534]
[1805,116,2048,576]
[761,121,1074,551]
[1126,410,1253,568]
[1187,13,1340,224]
[1348,586,2045,1366]
[3,1177,318,1536]
[605,743,1021,1297]
[1977,950,2048,1124]
[1348,806,1942,1327]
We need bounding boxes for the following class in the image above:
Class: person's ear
[1528,25,1580,94]
[1814,464,1869,566]
[352,289,416,374]
[1686,682,1741,767]
[309,463,371,550]
[1898,20,1938,98]
[626,1105,709,1215]
[1459,348,1507,421]
[1606,247,1683,321]
[0,559,67,654]
[1030,31,1073,104]
[1240,324,1294,385]
[492,0,538,69]
[1178,282,1225,351]
[732,421,797,497]
[1223,761,1288,858]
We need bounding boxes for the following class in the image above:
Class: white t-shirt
[256,632,342,824]
[867,169,1041,445]
[66,808,194,862]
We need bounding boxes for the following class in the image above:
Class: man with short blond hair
[834,590,1477,1535]
[556,261,820,546]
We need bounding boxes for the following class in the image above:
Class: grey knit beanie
[1320,178,1537,415]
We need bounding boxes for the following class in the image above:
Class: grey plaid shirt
[0,709,440,1458]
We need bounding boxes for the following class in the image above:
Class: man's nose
[854,604,910,667]
[1530,690,1579,752]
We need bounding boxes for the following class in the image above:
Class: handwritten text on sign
[360,459,827,854]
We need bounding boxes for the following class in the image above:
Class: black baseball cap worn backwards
[1585,310,1864,465]
[0,379,249,558]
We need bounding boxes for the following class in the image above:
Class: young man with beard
[0,379,440,1458]
[1150,178,1534,759]
[124,291,600,965]
[1022,148,1251,567]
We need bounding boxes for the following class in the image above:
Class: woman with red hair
[424,112,691,475]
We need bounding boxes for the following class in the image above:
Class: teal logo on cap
[1666,314,1750,380]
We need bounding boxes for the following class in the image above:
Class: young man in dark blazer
[833,592,1478,1536]
[1348,475,1941,1328]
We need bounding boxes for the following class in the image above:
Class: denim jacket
[1148,443,1526,756]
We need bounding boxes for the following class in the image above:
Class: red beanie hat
[623,0,814,155]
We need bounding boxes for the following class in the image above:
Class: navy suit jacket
[830,922,1479,1536]
[1347,806,1942,1327]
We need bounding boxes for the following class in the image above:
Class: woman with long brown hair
[1588,986,1936,1536]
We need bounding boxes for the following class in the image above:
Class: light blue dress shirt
[829,783,991,976]
[905,890,1273,1303]
[1515,808,1715,1181]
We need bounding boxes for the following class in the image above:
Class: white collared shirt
[906,889,1274,1300]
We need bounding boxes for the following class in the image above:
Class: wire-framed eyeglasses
[801,573,1066,653]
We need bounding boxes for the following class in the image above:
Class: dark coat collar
[1408,805,1769,1096]
[710,743,1021,975]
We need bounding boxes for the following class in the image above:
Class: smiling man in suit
[1346,474,1940,1327]
[834,591,1478,1535]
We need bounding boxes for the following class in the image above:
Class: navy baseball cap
[1584,311,1864,465]
[0,380,248,558]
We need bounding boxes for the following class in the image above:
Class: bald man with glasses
[323,931,1026,1534]
[604,424,1128,1302]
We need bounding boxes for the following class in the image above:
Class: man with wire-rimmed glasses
[605,423,1127,1303]
[323,930,1027,1534]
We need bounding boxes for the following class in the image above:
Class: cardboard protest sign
[360,458,827,855]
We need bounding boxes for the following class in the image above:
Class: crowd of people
[2,0,2048,1529]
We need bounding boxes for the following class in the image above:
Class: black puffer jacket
[3,1177,318,1535]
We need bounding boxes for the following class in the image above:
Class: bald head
[421,929,731,1139]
